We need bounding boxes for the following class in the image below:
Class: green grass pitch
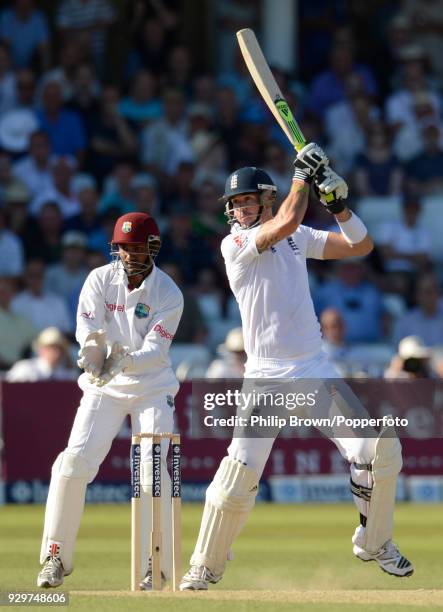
[1,503,441,611]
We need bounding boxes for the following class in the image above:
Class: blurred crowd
[0,0,443,381]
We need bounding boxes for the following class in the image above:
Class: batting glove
[91,342,133,387]
[314,166,348,214]
[77,329,107,377]
[293,142,329,182]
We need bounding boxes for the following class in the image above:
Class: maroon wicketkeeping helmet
[111,212,161,276]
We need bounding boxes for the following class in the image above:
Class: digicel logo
[154,323,174,340]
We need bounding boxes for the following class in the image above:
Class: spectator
[193,266,224,338]
[405,121,443,196]
[325,76,380,174]
[66,62,100,139]
[132,173,160,217]
[0,42,17,114]
[0,276,37,370]
[87,206,119,258]
[23,202,63,264]
[158,206,214,284]
[128,17,169,78]
[315,259,384,343]
[12,130,53,197]
[160,262,207,344]
[11,258,72,333]
[164,161,196,212]
[65,174,101,235]
[262,142,291,202]
[206,327,246,378]
[384,335,431,379]
[392,273,443,347]
[193,74,217,109]
[403,0,443,78]
[320,308,350,363]
[0,208,24,277]
[165,44,194,94]
[56,0,116,75]
[37,80,86,161]
[191,180,226,241]
[6,326,76,381]
[13,68,37,109]
[30,155,80,218]
[353,122,404,197]
[119,69,162,126]
[99,159,137,214]
[376,197,431,286]
[391,90,442,162]
[87,84,137,183]
[0,0,50,70]
[45,231,88,302]
[214,86,242,168]
[2,182,33,241]
[307,43,378,118]
[38,40,83,102]
[140,87,193,179]
[0,152,29,202]
[188,103,227,179]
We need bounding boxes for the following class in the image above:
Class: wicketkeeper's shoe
[179,565,222,591]
[352,530,414,577]
[139,559,166,591]
[37,556,70,588]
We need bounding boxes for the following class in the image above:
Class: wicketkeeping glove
[77,329,107,377]
[91,341,133,387]
[314,166,348,214]
[293,142,329,182]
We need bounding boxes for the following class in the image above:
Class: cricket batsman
[180,144,413,590]
[37,212,183,589]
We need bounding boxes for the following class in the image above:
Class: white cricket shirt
[221,224,329,367]
[76,263,183,399]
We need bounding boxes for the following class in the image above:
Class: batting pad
[140,459,172,579]
[190,456,259,576]
[363,424,402,554]
[40,452,91,572]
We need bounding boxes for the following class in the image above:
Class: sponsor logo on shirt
[106,301,125,312]
[135,302,150,318]
[166,394,174,407]
[154,323,174,340]
[81,311,95,319]
[233,234,248,248]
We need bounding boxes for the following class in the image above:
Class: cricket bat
[236,28,306,152]
[237,28,334,202]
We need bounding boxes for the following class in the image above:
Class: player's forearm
[276,179,310,230]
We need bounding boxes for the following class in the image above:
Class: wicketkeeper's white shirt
[76,263,183,399]
[221,223,329,368]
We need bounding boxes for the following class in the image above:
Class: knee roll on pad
[206,456,259,512]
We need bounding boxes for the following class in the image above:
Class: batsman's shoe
[37,556,70,588]
[352,533,414,577]
[139,559,166,591]
[179,565,222,591]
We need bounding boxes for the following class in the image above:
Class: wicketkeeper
[37,212,183,590]
[180,144,414,590]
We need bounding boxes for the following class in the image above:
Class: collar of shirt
[123,263,157,297]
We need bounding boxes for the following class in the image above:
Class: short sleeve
[298,225,329,260]
[221,226,260,268]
